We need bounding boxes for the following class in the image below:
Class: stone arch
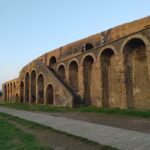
[98,45,117,61]
[69,60,79,91]
[81,53,96,65]
[120,34,149,53]
[58,64,66,80]
[25,73,30,103]
[123,38,149,108]
[31,70,36,103]
[46,84,54,104]
[37,74,44,104]
[20,81,24,103]
[82,43,94,51]
[49,56,57,66]
[68,59,80,69]
[100,48,116,107]
[16,93,19,102]
[82,55,95,105]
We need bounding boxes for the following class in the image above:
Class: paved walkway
[0,106,150,150]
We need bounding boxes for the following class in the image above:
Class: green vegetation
[0,113,51,150]
[0,112,117,150]
[0,102,150,118]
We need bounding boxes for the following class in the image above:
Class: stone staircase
[34,60,81,107]
[49,67,82,106]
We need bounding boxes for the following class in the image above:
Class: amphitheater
[2,16,150,109]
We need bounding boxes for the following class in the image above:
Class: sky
[0,0,150,90]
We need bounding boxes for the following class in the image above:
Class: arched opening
[69,61,78,91]
[58,65,66,80]
[16,93,19,102]
[25,73,30,103]
[123,38,149,108]
[38,74,44,104]
[83,55,94,105]
[82,43,94,52]
[49,56,57,67]
[100,49,115,107]
[40,59,44,62]
[46,84,54,104]
[31,70,36,103]
[20,82,24,103]
[4,85,7,100]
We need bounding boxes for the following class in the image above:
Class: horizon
[0,0,150,90]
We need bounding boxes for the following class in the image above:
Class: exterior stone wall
[2,16,150,109]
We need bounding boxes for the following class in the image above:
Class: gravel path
[48,112,150,133]
[0,106,150,150]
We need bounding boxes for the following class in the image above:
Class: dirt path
[10,121,111,150]
[48,112,150,133]
[0,106,150,150]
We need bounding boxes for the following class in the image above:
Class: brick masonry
[2,16,150,109]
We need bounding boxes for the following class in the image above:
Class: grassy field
[0,102,150,118]
[0,112,117,150]
[0,113,51,150]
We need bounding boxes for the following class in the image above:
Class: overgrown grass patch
[0,112,118,150]
[0,113,51,150]
[0,102,150,118]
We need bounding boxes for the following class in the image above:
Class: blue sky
[0,0,150,89]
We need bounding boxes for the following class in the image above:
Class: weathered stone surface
[2,16,150,109]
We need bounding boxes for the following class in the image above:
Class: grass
[0,112,117,150]
[0,102,150,118]
[0,113,51,150]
